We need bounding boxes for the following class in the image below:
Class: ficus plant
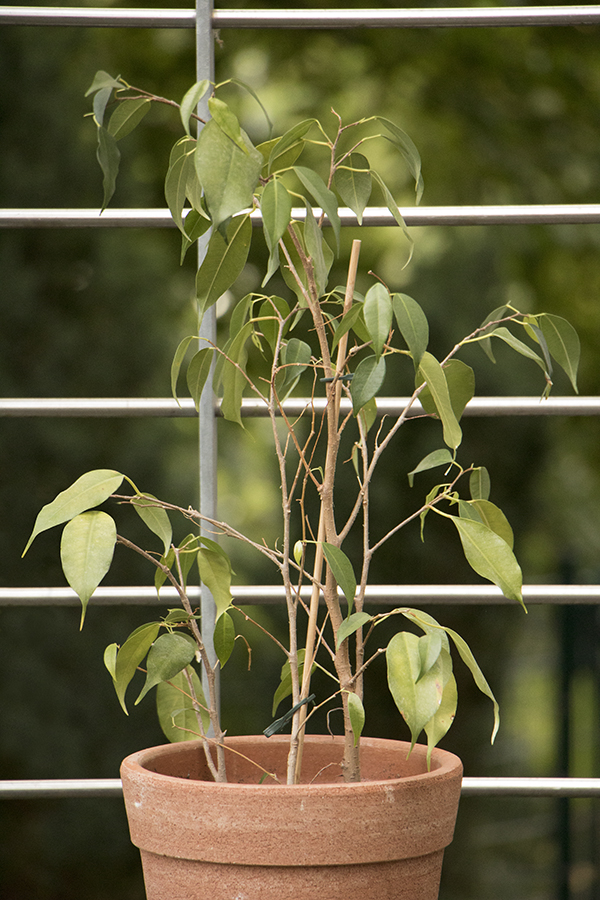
[23,72,580,785]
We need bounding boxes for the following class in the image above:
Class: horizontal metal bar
[2,585,600,606]
[3,206,600,229]
[2,6,600,29]
[1,776,599,799]
[0,397,598,418]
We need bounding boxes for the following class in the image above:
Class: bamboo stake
[293,239,361,783]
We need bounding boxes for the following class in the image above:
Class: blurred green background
[1,2,599,899]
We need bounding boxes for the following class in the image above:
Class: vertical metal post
[195,0,219,709]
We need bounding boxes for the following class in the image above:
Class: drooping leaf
[333,152,372,224]
[213,610,235,667]
[419,358,475,422]
[350,355,386,415]
[261,177,292,252]
[131,494,172,555]
[487,326,548,376]
[450,517,524,607]
[407,449,454,488]
[424,667,458,765]
[165,137,196,233]
[107,98,151,141]
[370,169,413,258]
[195,118,262,232]
[219,321,254,425]
[136,632,197,705]
[104,643,118,681]
[92,87,115,128]
[187,347,215,411]
[392,293,428,368]
[386,631,443,749]
[470,466,491,501]
[23,469,124,555]
[196,214,253,318]
[259,296,290,354]
[293,165,341,253]
[303,201,331,297]
[539,313,580,393]
[347,691,365,746]
[463,499,514,549]
[330,301,364,355]
[113,622,161,714]
[363,283,392,360]
[96,125,121,211]
[417,632,443,681]
[197,547,234,617]
[179,208,212,265]
[376,116,424,203]
[417,353,463,449]
[442,626,499,743]
[180,79,210,136]
[171,334,197,401]
[157,666,210,741]
[280,223,310,305]
[322,543,357,613]
[276,337,312,401]
[60,511,117,626]
[336,611,372,648]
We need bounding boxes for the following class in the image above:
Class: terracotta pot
[121,734,463,900]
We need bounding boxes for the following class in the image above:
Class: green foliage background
[1,4,599,899]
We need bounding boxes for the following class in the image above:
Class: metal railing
[2,1,599,817]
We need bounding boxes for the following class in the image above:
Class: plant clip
[263,693,316,738]
[319,374,354,384]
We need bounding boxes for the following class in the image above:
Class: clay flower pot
[121,734,463,900]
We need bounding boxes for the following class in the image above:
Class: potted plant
[23,72,580,900]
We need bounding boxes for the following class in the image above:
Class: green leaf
[539,314,580,393]
[450,517,524,607]
[197,547,233,617]
[350,355,386,415]
[180,208,211,264]
[267,119,316,172]
[331,301,364,355]
[136,632,197,705]
[276,337,312,401]
[104,643,118,680]
[92,87,114,128]
[219,321,254,425]
[85,70,122,97]
[386,631,443,749]
[131,494,172,555]
[376,116,424,203]
[293,165,341,253]
[424,666,457,764]
[407,449,453,488]
[113,622,161,714]
[60,511,117,627]
[336,611,372,648]
[370,169,413,258]
[214,611,235,667]
[165,137,196,233]
[333,152,372,224]
[96,126,120,211]
[419,358,475,422]
[417,352,463,449]
[272,650,313,716]
[303,201,332,297]
[442,626,499,743]
[363,283,392,360]
[171,334,196,401]
[23,469,124,555]
[261,177,292,252]
[417,632,443,681]
[187,347,215,411]
[195,118,262,232]
[347,691,365,747]
[487,326,548,375]
[463,499,514,549]
[180,79,209,136]
[208,96,251,155]
[280,223,310,305]
[322,543,357,613]
[392,293,429,368]
[107,98,151,141]
[157,666,210,742]
[196,214,252,319]
[470,467,491,501]
[259,296,290,354]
